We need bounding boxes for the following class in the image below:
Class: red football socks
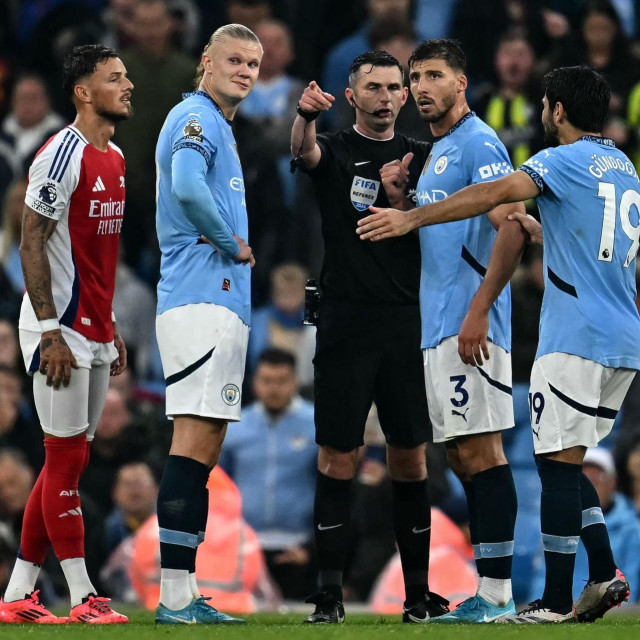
[82,440,91,474]
[42,434,87,561]
[19,468,49,565]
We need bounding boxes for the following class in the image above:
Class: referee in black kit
[291,51,448,624]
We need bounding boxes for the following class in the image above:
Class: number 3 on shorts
[449,375,469,407]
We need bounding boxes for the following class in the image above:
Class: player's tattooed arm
[19,205,58,321]
[21,205,79,389]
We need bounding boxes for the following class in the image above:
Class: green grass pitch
[1,611,639,639]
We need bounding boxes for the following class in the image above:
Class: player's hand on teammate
[233,235,255,268]
[380,153,413,208]
[111,331,127,376]
[458,308,490,366]
[508,212,543,245]
[298,81,334,114]
[357,206,413,240]
[39,329,79,389]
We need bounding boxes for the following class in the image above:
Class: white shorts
[156,303,249,421]
[529,352,636,454]
[19,327,116,439]
[423,335,514,443]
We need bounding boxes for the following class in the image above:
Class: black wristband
[296,102,320,122]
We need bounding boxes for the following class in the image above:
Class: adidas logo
[92,176,106,192]
[59,507,82,518]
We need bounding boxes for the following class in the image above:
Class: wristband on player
[112,311,116,323]
[39,318,60,333]
[296,102,320,122]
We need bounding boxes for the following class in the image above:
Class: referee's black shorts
[313,299,431,452]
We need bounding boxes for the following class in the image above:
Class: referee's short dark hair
[543,65,611,133]
[258,347,296,370]
[62,44,119,96]
[408,39,466,74]
[348,51,404,89]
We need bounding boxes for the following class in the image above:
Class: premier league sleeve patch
[38,181,58,205]
[173,117,212,163]
[182,118,204,142]
[350,175,380,211]
[28,180,58,217]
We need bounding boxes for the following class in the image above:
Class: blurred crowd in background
[2,0,640,612]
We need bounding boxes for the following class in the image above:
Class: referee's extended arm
[290,81,334,170]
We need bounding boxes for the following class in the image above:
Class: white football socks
[477,577,512,607]
[160,568,193,611]
[4,558,41,602]
[60,557,96,607]
[189,572,200,599]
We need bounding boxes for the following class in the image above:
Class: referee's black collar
[183,90,233,126]
[432,111,475,143]
[578,135,616,147]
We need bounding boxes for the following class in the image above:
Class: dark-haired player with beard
[358,39,527,623]
[359,64,638,623]
[291,50,448,624]
[0,44,132,625]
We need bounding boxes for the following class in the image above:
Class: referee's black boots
[304,592,345,624]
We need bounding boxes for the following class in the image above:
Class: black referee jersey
[305,126,430,305]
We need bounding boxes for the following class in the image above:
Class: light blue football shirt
[416,112,512,351]
[520,136,640,369]
[156,90,251,325]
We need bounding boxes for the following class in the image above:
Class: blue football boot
[155,596,246,625]
[430,594,516,623]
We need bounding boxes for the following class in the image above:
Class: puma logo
[532,426,541,440]
[451,407,469,422]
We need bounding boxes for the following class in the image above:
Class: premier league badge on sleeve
[350,175,380,211]
[38,181,57,205]
[183,119,203,142]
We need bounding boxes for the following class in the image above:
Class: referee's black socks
[391,478,431,603]
[157,455,210,570]
[580,472,616,583]
[537,456,582,614]
[314,471,353,601]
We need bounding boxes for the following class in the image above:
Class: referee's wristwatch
[296,102,320,122]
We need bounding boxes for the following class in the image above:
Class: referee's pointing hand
[298,81,334,114]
